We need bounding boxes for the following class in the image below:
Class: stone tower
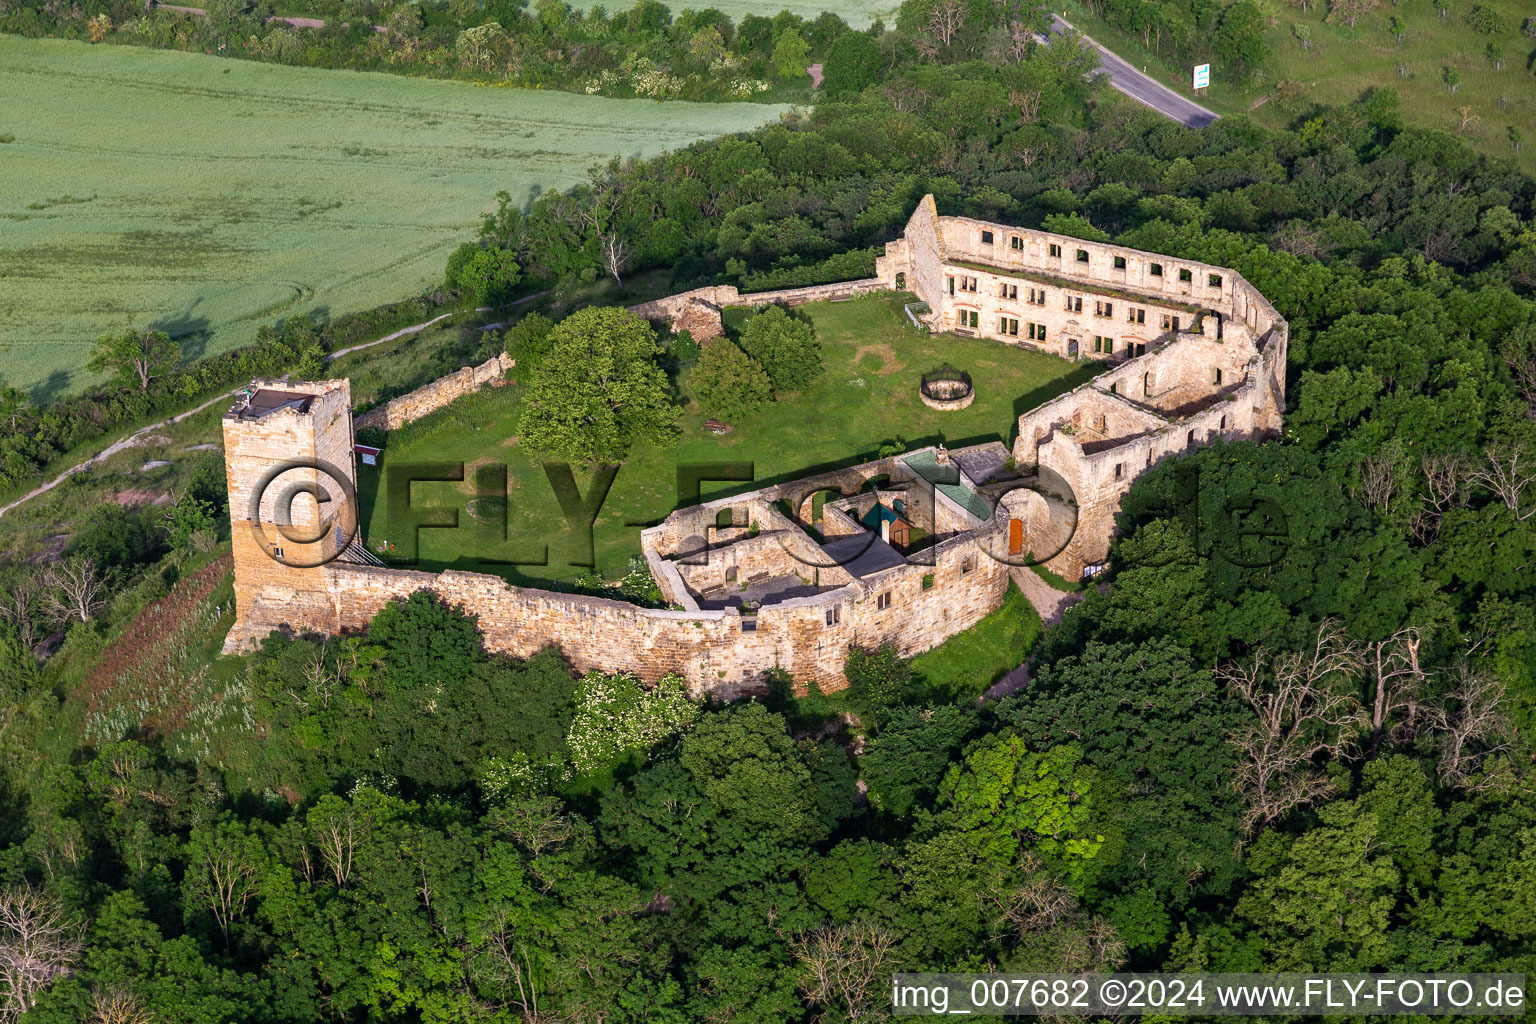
[221,378,357,652]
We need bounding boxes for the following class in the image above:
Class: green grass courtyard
[357,292,1097,586]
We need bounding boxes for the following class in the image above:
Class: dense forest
[3,0,1536,1018]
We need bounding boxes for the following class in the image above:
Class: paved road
[1047,14,1219,128]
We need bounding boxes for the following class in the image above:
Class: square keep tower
[222,379,357,648]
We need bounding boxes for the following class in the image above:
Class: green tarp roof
[901,450,994,521]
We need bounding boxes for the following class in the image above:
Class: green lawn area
[1063,0,1536,177]
[908,580,1041,701]
[358,291,1098,586]
[0,36,785,394]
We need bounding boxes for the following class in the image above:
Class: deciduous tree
[688,340,771,422]
[737,305,823,393]
[88,328,179,394]
[519,308,679,466]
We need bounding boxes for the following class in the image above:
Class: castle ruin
[220,197,1287,695]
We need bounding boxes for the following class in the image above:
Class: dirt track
[0,298,547,521]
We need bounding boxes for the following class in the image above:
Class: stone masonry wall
[225,527,1008,697]
[354,351,513,433]
[626,278,886,336]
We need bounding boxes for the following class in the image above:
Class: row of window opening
[972,231,1224,288]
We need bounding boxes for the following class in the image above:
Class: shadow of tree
[150,308,213,363]
[30,369,71,406]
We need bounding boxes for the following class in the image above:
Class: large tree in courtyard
[738,305,823,394]
[689,339,771,421]
[519,307,679,466]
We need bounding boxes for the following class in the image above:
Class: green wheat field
[0,36,787,395]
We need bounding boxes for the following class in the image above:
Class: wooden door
[1008,518,1023,556]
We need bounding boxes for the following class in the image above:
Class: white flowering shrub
[477,752,571,801]
[621,55,684,99]
[567,671,698,775]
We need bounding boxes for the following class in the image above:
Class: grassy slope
[359,292,1099,585]
[909,580,1041,700]
[1061,0,1536,176]
[0,36,786,394]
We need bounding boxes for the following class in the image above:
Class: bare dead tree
[1220,619,1368,835]
[0,885,85,1024]
[1039,918,1127,978]
[792,921,898,1023]
[468,904,541,1023]
[89,984,154,1024]
[1502,334,1536,418]
[577,162,632,284]
[1354,451,1401,514]
[1470,441,1536,520]
[1006,22,1033,63]
[1416,222,1462,264]
[598,232,632,284]
[1422,452,1470,512]
[0,570,46,651]
[296,641,340,713]
[1269,220,1330,259]
[929,0,967,46]
[93,743,150,807]
[981,864,1077,940]
[882,80,931,114]
[26,809,83,884]
[488,796,575,859]
[308,803,365,889]
[41,557,111,625]
[1429,663,1515,789]
[982,859,1126,976]
[1365,627,1426,753]
[185,826,260,949]
[1009,88,1043,125]
[1409,452,1470,543]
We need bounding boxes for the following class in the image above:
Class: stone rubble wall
[354,351,514,433]
[626,278,886,337]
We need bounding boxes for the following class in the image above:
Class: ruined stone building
[220,196,1286,694]
[875,195,1288,574]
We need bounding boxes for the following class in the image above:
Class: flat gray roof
[242,388,315,418]
[820,533,908,578]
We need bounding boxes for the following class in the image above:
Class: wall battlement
[221,196,1286,694]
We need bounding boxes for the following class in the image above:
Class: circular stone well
[920,366,975,411]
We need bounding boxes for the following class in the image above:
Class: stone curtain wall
[351,276,887,433]
[627,278,886,337]
[354,351,513,433]
[223,530,1008,696]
